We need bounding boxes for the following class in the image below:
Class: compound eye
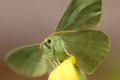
[44,38,52,48]
[47,39,51,44]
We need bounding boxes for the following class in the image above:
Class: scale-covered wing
[5,44,47,77]
[55,0,101,32]
[57,30,109,74]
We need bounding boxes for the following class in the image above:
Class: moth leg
[47,58,56,68]
[52,60,59,67]
[64,48,71,56]
[56,58,61,65]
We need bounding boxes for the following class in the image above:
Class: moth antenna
[39,42,44,53]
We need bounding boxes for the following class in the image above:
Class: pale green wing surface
[55,0,101,32]
[5,44,47,77]
[57,30,109,74]
[41,44,54,74]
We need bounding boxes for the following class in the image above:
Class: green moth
[5,0,109,79]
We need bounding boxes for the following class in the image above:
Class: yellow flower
[48,55,79,80]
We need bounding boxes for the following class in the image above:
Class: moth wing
[57,30,109,74]
[5,44,48,77]
[55,0,101,32]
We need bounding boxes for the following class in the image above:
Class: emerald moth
[5,0,109,79]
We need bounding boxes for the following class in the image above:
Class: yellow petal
[48,56,79,80]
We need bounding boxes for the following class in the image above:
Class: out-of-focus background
[0,0,120,80]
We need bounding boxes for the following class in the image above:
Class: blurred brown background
[0,0,120,80]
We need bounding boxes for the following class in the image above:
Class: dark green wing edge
[55,0,102,32]
[5,44,48,77]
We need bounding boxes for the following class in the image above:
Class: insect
[5,0,109,79]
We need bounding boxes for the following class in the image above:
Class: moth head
[44,38,52,48]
